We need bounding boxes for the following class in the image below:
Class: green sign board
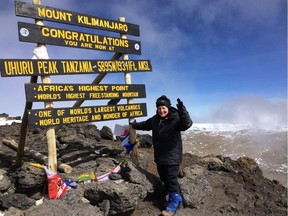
[15,1,140,36]
[0,59,152,76]
[18,22,141,54]
[25,83,146,102]
[28,103,147,128]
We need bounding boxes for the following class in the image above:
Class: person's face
[157,106,169,118]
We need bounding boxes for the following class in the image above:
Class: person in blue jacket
[131,95,193,215]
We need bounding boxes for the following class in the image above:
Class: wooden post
[16,76,37,166]
[16,0,42,166]
[31,0,57,173]
[119,17,138,166]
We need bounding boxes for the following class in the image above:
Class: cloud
[0,0,285,132]
[172,0,283,25]
[107,1,191,58]
[210,96,287,127]
[170,0,285,47]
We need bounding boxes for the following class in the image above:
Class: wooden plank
[15,1,140,36]
[27,103,147,129]
[0,59,152,76]
[16,75,38,166]
[25,83,146,102]
[18,22,141,55]
[3,138,72,173]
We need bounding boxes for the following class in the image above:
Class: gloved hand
[177,98,184,109]
[129,119,136,128]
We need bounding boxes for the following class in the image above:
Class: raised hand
[177,98,183,109]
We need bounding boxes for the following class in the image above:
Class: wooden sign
[27,103,147,128]
[15,1,140,36]
[0,59,152,77]
[25,83,146,102]
[18,22,141,55]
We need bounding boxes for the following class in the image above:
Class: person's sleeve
[131,117,153,131]
[177,104,193,131]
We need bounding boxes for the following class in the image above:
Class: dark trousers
[157,164,180,194]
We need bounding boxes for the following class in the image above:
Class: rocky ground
[0,117,287,216]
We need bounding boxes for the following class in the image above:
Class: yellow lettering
[65,93,85,99]
[129,110,143,117]
[96,60,137,72]
[77,15,128,32]
[111,85,129,91]
[61,61,94,73]
[37,85,74,92]
[103,112,120,120]
[100,92,119,98]
[94,106,116,113]
[69,107,92,115]
[62,115,89,124]
[79,85,108,91]
[37,94,61,100]
[116,104,141,111]
[38,118,60,126]
[94,44,107,50]
[89,93,101,99]
[41,26,128,50]
[80,42,93,48]
[37,110,52,117]
[122,92,139,97]
[91,114,102,120]
[4,61,34,75]
[138,61,151,70]
[38,8,72,21]
[37,61,59,74]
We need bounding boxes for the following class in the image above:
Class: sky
[0,0,287,130]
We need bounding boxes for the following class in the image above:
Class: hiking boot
[161,193,183,216]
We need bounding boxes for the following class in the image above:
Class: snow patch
[0,117,22,126]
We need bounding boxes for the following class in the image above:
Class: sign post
[17,0,57,173]
[8,1,152,171]
[16,76,37,166]
[119,17,138,166]
[16,0,39,166]
[34,0,58,173]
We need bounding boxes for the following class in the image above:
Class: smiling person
[131,95,193,215]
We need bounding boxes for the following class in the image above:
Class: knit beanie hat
[156,95,171,108]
